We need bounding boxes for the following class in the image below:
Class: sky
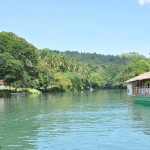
[0,0,150,56]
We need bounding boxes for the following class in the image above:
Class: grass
[22,88,41,94]
[0,87,41,94]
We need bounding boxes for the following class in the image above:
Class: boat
[125,72,150,104]
[11,92,26,96]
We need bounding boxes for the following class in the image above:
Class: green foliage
[64,72,89,91]
[1,31,150,92]
[54,72,72,91]
[65,51,150,89]
[23,88,41,94]
[0,52,28,84]
[90,73,105,88]
[113,58,150,88]
[0,31,39,79]
[0,87,41,94]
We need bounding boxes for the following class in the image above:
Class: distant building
[0,80,4,87]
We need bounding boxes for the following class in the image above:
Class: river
[0,89,150,150]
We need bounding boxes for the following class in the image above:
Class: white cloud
[138,0,150,5]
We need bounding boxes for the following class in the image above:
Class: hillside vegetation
[0,31,150,92]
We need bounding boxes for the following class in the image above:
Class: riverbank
[0,87,41,97]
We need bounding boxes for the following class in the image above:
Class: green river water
[0,89,150,150]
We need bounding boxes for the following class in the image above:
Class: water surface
[0,89,150,150]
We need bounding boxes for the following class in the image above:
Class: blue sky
[0,0,150,56]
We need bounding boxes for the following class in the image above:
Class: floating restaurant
[125,72,150,104]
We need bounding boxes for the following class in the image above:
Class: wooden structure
[125,72,150,104]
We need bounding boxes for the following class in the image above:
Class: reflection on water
[0,89,150,149]
[131,104,150,135]
[0,98,4,115]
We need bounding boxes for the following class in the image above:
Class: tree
[0,52,28,85]
[0,31,39,79]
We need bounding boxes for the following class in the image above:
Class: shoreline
[0,88,41,97]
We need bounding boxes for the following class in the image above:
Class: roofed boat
[125,72,150,104]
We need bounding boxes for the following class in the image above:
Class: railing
[132,86,150,96]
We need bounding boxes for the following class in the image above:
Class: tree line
[1,31,150,92]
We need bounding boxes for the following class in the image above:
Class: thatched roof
[125,72,150,83]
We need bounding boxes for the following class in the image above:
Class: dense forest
[1,31,150,92]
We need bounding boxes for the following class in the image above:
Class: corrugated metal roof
[125,72,150,83]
